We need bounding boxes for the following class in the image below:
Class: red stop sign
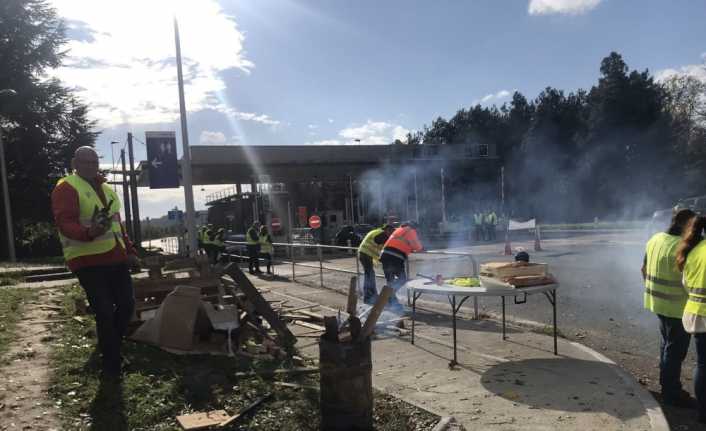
[309,215,321,229]
[271,217,282,231]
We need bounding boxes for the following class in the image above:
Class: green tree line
[0,0,97,258]
[408,52,706,222]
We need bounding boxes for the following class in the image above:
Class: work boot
[663,390,696,409]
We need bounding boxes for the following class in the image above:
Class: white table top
[407,278,558,297]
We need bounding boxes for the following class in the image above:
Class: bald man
[52,146,139,380]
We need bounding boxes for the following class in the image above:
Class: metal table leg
[447,295,471,368]
[501,296,506,340]
[411,291,422,345]
[473,297,479,320]
[543,289,558,355]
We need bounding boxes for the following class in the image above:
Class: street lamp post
[0,89,17,262]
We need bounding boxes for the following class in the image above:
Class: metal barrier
[222,241,480,315]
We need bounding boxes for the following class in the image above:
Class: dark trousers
[261,252,272,273]
[473,226,482,241]
[359,253,376,302]
[380,253,406,304]
[695,333,706,418]
[247,244,260,272]
[658,315,691,401]
[74,263,135,375]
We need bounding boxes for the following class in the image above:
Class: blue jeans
[359,253,377,303]
[380,253,406,305]
[695,333,706,418]
[658,315,691,401]
[75,263,135,375]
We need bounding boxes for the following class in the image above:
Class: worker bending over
[52,146,139,380]
[380,221,423,310]
[358,224,394,304]
[642,209,695,407]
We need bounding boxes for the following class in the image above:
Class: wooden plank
[359,285,393,340]
[294,321,325,331]
[283,304,317,313]
[346,276,358,316]
[235,367,319,379]
[176,410,230,430]
[322,316,339,342]
[297,310,324,321]
[218,394,271,427]
[223,264,296,348]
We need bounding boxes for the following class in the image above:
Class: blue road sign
[145,131,179,189]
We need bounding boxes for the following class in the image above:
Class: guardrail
[222,240,480,313]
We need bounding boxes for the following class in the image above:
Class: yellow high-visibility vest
[358,228,384,259]
[246,227,259,245]
[644,232,687,318]
[56,174,124,262]
[684,240,706,317]
[259,233,273,254]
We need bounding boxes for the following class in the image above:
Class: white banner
[508,218,536,231]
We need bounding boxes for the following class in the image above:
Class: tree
[0,0,98,257]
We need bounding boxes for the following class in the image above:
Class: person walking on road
[259,225,274,275]
[358,224,394,304]
[642,208,696,407]
[485,210,498,241]
[246,221,262,274]
[380,221,423,309]
[473,211,483,242]
[677,215,706,423]
[51,146,139,380]
[210,227,225,264]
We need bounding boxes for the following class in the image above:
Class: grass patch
[49,285,438,430]
[0,275,21,286]
[0,288,35,358]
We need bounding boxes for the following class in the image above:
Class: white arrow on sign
[151,158,163,168]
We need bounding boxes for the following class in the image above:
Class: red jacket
[51,176,135,272]
[383,227,423,257]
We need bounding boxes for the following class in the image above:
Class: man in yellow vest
[642,208,696,406]
[51,147,139,380]
[358,224,394,304]
[246,221,262,274]
[473,212,483,242]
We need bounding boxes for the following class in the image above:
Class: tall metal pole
[120,150,133,240]
[0,130,15,261]
[349,175,355,224]
[414,168,419,222]
[174,17,198,256]
[440,167,447,223]
[127,132,141,244]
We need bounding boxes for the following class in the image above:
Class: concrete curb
[432,416,466,431]
[570,342,669,431]
[379,296,671,431]
[261,277,670,430]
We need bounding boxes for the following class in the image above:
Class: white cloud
[474,89,513,105]
[50,0,277,128]
[528,0,602,15]
[655,63,706,83]
[305,139,342,146]
[199,131,226,145]
[327,118,334,124]
[339,120,409,145]
[308,124,319,129]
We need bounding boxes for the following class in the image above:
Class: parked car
[333,224,376,247]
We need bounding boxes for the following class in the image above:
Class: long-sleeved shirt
[51,176,134,272]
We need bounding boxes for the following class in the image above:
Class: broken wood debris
[235,367,319,379]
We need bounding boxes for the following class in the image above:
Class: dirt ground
[0,288,63,431]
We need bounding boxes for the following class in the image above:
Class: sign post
[309,215,321,229]
[146,131,179,189]
[271,217,282,232]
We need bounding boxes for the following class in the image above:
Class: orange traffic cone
[504,231,512,256]
[534,226,542,251]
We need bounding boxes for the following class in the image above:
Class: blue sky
[50,0,706,218]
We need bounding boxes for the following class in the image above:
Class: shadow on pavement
[480,358,645,420]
